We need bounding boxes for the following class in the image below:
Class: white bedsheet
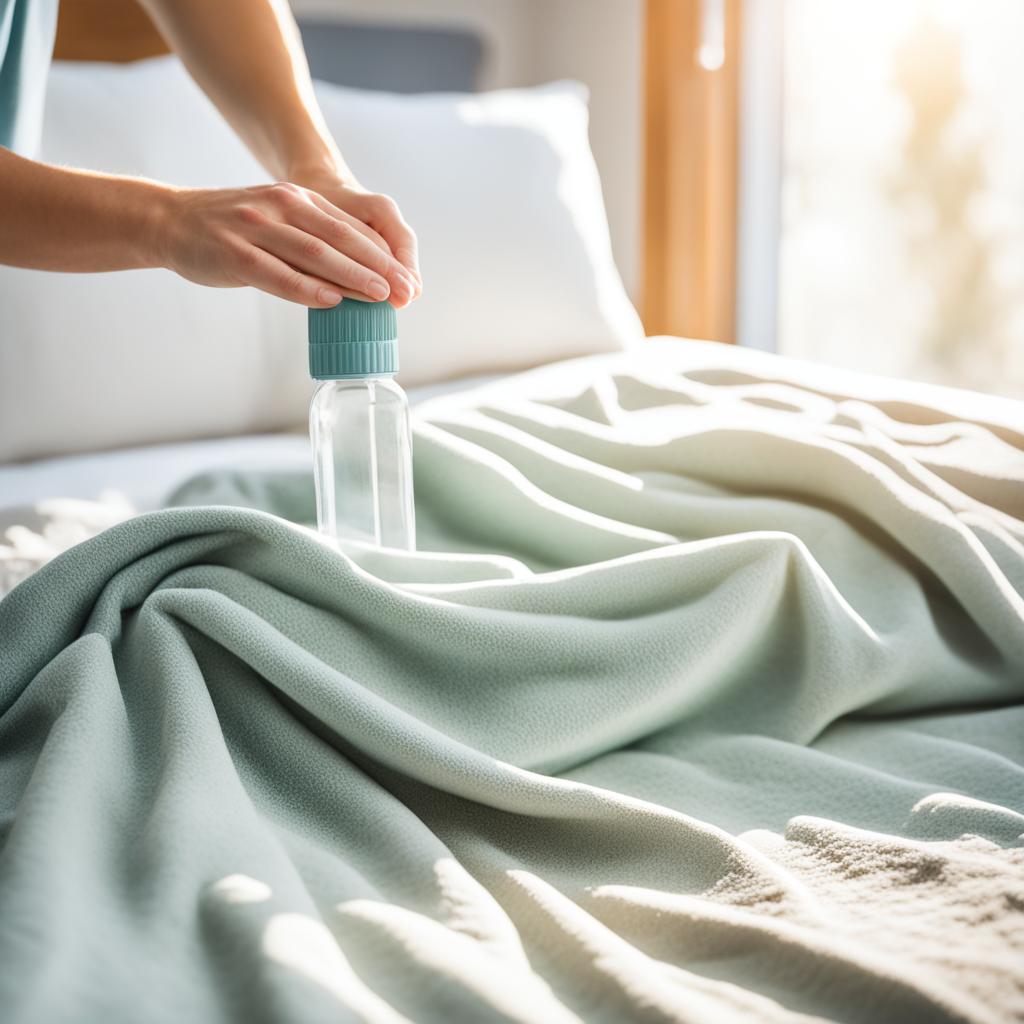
[0,374,498,512]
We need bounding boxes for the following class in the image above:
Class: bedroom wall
[290,0,645,301]
[523,0,644,302]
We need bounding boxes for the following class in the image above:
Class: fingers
[254,221,394,302]
[355,194,422,293]
[307,192,391,254]
[292,202,418,307]
[231,182,420,308]
[229,242,344,308]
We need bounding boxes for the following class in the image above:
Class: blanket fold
[1,340,1022,1023]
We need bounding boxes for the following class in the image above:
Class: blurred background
[777,0,1024,399]
[56,0,1024,399]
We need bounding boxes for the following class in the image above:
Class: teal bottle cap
[308,299,398,380]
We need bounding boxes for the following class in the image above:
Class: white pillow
[0,58,640,462]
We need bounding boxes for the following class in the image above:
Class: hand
[159,181,420,308]
[292,174,422,298]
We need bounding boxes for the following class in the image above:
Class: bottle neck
[313,372,397,382]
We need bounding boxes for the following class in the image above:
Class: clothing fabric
[0,0,57,153]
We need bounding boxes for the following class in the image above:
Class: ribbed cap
[308,300,398,379]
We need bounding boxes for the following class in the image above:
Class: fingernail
[396,272,418,301]
[318,288,342,305]
[367,279,390,301]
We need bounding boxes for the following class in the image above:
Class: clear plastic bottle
[308,300,415,550]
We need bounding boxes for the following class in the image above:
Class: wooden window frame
[643,0,742,342]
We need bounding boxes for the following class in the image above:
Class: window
[778,0,1024,398]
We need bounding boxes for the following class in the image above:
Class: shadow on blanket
[1,341,1022,1023]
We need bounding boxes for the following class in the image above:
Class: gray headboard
[296,19,485,94]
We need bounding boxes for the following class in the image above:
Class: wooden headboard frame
[53,0,169,62]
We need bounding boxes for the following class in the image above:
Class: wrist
[129,179,180,270]
[286,154,359,192]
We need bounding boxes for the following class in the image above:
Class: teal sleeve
[0,0,58,154]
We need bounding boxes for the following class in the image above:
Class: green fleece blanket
[1,340,1022,1024]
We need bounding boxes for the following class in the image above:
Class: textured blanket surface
[1,340,1023,1024]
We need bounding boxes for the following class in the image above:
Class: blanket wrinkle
[1,339,1022,1023]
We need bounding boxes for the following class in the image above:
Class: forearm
[0,0,419,301]
[0,147,413,306]
[139,0,349,185]
[0,147,170,272]
[138,0,420,285]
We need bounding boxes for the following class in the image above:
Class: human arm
[0,0,421,308]
[138,0,421,292]
[0,146,413,308]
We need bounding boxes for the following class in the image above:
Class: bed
[1,28,1023,1024]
